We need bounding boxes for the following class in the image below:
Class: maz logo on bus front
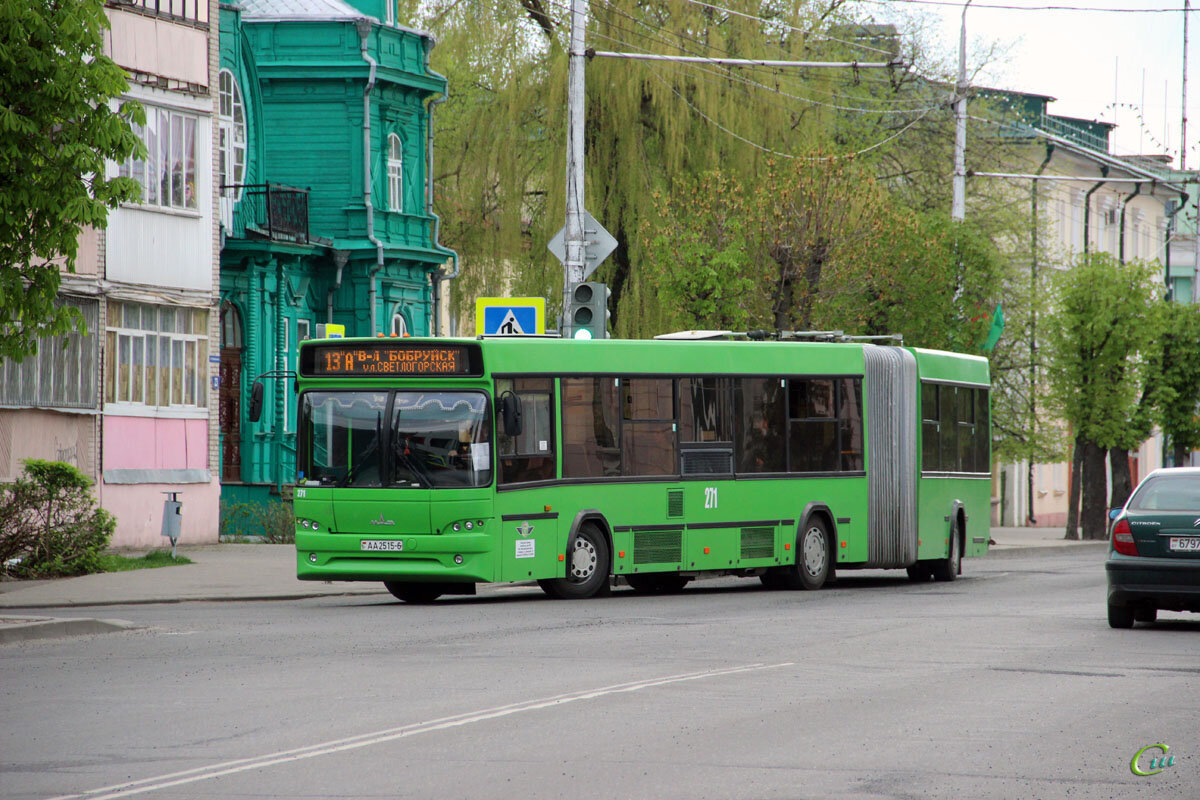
[704,487,718,509]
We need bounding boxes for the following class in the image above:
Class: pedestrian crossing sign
[475,297,546,336]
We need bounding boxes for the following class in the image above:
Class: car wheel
[540,523,610,599]
[932,521,961,582]
[1107,601,1135,629]
[384,581,443,604]
[1134,607,1158,623]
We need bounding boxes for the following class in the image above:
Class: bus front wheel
[539,523,611,600]
[781,518,831,590]
[384,581,443,604]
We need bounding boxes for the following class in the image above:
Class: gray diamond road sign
[547,209,618,280]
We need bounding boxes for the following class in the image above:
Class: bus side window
[495,377,555,484]
[735,377,785,473]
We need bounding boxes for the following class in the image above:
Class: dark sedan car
[1106,467,1200,628]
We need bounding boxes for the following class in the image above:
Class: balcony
[221,183,310,245]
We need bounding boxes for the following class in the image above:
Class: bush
[0,459,116,579]
[219,497,295,544]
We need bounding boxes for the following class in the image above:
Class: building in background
[981,89,1189,527]
[217,0,455,506]
[0,0,222,549]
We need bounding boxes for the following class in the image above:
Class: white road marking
[49,661,792,800]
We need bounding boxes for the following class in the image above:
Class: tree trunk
[1174,440,1191,468]
[1081,439,1108,540]
[1064,436,1082,540]
[1108,447,1133,509]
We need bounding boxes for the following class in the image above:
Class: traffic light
[564,281,610,340]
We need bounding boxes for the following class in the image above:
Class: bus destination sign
[302,342,480,377]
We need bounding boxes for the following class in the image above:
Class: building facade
[982,90,1189,527]
[0,0,222,549]
[217,0,455,506]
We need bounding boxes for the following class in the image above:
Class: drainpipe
[1163,190,1191,295]
[327,250,348,324]
[357,19,384,335]
[1082,167,1109,256]
[423,37,458,336]
[1118,183,1143,264]
[274,257,284,494]
[1027,142,1054,526]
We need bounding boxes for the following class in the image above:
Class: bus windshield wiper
[392,437,432,488]
[338,412,382,487]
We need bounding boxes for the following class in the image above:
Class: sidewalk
[0,529,1105,641]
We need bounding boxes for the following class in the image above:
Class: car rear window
[1128,475,1200,511]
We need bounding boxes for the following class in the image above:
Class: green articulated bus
[290,334,991,603]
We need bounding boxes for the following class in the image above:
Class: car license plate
[1168,537,1200,552]
[360,540,403,552]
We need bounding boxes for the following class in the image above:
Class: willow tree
[414,0,1028,340]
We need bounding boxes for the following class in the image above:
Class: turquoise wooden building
[218,0,455,504]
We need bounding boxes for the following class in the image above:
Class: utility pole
[952,0,972,221]
[1183,0,1190,171]
[562,0,587,329]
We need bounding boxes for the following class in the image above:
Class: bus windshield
[299,390,492,488]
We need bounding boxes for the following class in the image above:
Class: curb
[0,589,391,611]
[0,616,143,645]
[984,542,1108,559]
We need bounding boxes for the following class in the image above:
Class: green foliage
[638,159,1007,353]
[220,498,295,544]
[1154,302,1200,456]
[1043,254,1162,447]
[0,459,116,579]
[641,171,762,331]
[0,0,144,362]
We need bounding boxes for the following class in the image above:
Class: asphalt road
[2,551,1197,800]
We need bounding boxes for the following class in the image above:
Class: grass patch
[97,550,193,572]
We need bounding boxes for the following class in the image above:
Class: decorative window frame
[218,69,248,201]
[387,133,403,212]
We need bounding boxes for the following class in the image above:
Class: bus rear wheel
[539,523,611,600]
[932,520,962,582]
[384,581,443,604]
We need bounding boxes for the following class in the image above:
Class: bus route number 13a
[704,487,718,509]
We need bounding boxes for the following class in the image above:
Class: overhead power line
[857,0,1191,12]
[588,50,903,68]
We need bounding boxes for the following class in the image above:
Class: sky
[853,0,1196,168]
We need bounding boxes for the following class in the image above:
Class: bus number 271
[704,487,718,509]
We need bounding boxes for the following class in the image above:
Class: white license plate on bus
[1168,537,1200,552]
[360,540,403,552]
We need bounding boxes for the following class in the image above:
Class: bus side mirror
[248,381,264,423]
[499,392,523,437]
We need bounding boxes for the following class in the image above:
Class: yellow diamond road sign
[475,297,546,336]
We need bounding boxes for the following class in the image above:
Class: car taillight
[1111,518,1139,556]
